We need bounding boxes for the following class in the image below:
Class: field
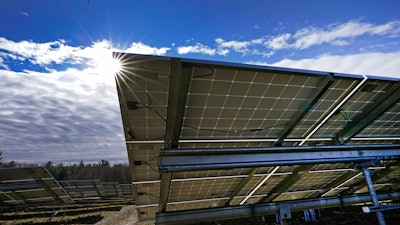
[0,199,138,225]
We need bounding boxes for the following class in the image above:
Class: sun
[109,57,122,75]
[88,51,123,85]
[96,54,122,75]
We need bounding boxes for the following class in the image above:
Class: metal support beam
[156,191,400,225]
[316,170,360,197]
[259,165,314,203]
[335,83,400,144]
[223,168,260,206]
[300,75,368,146]
[341,161,400,195]
[158,144,400,172]
[158,58,190,213]
[28,168,70,205]
[275,74,334,146]
[362,167,386,225]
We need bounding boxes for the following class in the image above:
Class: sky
[0,0,399,164]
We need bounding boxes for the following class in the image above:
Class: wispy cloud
[0,38,171,69]
[250,52,400,78]
[175,20,400,57]
[0,58,9,70]
[19,11,29,17]
[177,43,217,55]
[267,20,400,50]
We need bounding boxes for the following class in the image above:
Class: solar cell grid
[274,190,320,201]
[115,53,400,224]
[288,77,359,139]
[314,80,396,138]
[182,68,325,140]
[168,177,242,202]
[356,102,400,137]
[136,183,160,205]
[287,171,347,191]
[131,144,160,181]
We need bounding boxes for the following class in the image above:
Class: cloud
[174,20,400,58]
[0,58,9,70]
[267,20,400,50]
[0,67,127,164]
[0,37,172,164]
[250,52,400,78]
[0,38,79,66]
[215,38,266,56]
[124,42,170,55]
[0,38,171,69]
[19,11,29,17]
[265,33,291,50]
[177,43,217,55]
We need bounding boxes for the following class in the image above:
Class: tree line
[0,151,131,184]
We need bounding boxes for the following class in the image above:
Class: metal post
[362,167,386,225]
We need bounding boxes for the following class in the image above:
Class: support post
[362,167,386,225]
[159,58,190,213]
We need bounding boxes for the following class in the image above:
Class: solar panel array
[59,180,133,201]
[59,180,105,201]
[0,167,133,212]
[114,53,400,224]
[0,167,73,209]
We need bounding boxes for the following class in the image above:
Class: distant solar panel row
[114,53,400,224]
[0,167,72,208]
[0,167,133,210]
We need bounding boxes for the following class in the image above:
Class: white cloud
[19,11,29,17]
[266,33,291,50]
[177,20,400,58]
[271,20,400,50]
[0,38,170,68]
[0,67,127,164]
[177,43,217,55]
[0,58,9,70]
[215,38,267,56]
[0,38,79,66]
[250,52,400,78]
[0,38,172,164]
[124,42,170,55]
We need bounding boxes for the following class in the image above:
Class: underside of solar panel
[113,52,400,225]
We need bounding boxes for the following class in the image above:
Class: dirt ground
[95,205,139,225]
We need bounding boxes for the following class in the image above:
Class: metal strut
[362,167,386,225]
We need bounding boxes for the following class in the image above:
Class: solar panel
[114,52,400,224]
[120,184,134,199]
[58,180,105,201]
[102,182,123,198]
[0,167,73,209]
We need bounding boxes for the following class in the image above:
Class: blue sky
[1,0,399,164]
